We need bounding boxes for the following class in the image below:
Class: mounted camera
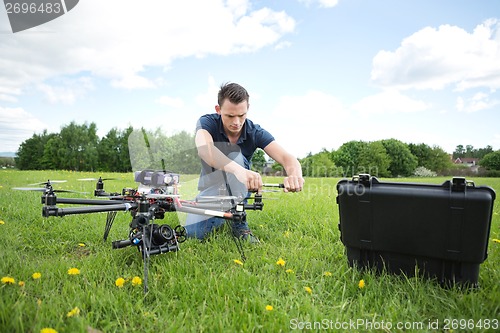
[112,221,187,257]
[134,169,180,196]
[111,191,186,257]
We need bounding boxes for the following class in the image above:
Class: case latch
[451,177,474,192]
[353,173,371,185]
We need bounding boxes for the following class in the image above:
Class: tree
[454,145,465,158]
[332,141,367,177]
[409,143,433,167]
[409,143,452,174]
[428,145,452,173]
[251,148,266,172]
[98,126,133,172]
[300,149,336,177]
[169,131,199,174]
[380,139,418,177]
[465,145,475,158]
[15,130,53,170]
[480,151,500,170]
[57,122,99,171]
[476,145,494,159]
[358,141,391,177]
[41,134,64,170]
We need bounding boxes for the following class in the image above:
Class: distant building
[262,158,275,176]
[453,157,480,173]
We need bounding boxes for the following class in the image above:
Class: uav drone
[30,171,281,292]
[14,129,284,292]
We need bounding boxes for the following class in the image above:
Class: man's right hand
[234,168,263,192]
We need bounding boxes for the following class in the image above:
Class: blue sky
[1,0,499,159]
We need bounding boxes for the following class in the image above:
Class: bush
[413,166,437,177]
[485,169,500,177]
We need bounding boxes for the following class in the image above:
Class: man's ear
[215,105,221,114]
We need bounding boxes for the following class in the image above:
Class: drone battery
[336,174,496,287]
[134,170,180,186]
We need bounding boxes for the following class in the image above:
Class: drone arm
[43,203,137,217]
[243,203,263,211]
[175,205,233,219]
[42,197,125,205]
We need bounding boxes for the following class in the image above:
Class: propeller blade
[12,187,87,194]
[13,187,47,191]
[77,177,117,181]
[29,180,67,186]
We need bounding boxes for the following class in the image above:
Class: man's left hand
[283,176,304,193]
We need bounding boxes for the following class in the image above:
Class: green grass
[0,170,499,332]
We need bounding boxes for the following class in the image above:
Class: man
[185,82,304,241]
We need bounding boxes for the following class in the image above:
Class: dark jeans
[185,152,250,240]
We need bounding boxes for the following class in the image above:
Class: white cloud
[318,0,339,8]
[371,19,500,91]
[298,0,339,8]
[456,92,500,113]
[195,76,220,109]
[267,90,348,156]
[274,40,292,50]
[351,89,430,115]
[0,107,48,152]
[0,0,296,100]
[37,77,94,104]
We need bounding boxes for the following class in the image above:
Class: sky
[1,0,499,159]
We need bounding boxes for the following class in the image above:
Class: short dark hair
[217,82,249,107]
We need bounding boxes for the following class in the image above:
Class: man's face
[215,99,248,137]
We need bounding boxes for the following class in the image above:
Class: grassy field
[0,170,499,333]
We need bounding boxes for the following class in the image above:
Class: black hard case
[336,174,496,286]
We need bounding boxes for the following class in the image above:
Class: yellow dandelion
[67,268,80,275]
[1,276,15,284]
[265,305,273,311]
[493,239,500,244]
[358,279,366,289]
[32,272,42,280]
[66,306,80,318]
[324,271,333,277]
[276,258,286,267]
[284,231,290,237]
[37,299,42,306]
[78,243,86,247]
[0,220,5,225]
[115,277,126,288]
[304,286,312,294]
[285,268,294,274]
[131,276,142,287]
[18,281,25,287]
[40,328,58,333]
[233,259,244,266]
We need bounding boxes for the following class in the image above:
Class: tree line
[14,122,200,174]
[13,122,500,177]
[300,139,499,177]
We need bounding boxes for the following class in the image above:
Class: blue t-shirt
[196,113,275,189]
